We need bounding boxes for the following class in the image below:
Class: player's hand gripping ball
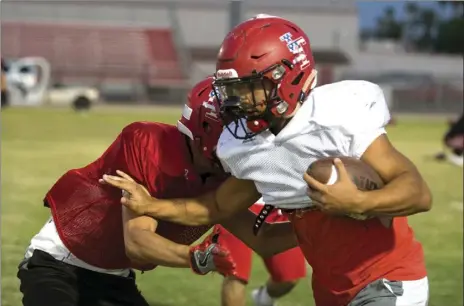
[304,157,385,220]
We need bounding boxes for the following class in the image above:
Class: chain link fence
[339,73,463,114]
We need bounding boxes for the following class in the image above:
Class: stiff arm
[104,173,299,258]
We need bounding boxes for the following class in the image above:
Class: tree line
[361,1,463,54]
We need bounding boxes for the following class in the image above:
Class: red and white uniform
[25,122,225,275]
[217,81,428,306]
[215,201,306,283]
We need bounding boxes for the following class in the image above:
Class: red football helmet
[213,14,318,139]
[177,76,223,162]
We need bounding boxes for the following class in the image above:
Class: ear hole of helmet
[291,72,304,85]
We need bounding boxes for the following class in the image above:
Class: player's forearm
[143,193,222,226]
[258,223,299,258]
[221,211,298,258]
[125,229,190,268]
[359,171,432,217]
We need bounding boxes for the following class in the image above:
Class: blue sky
[357,1,451,29]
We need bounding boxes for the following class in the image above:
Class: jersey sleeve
[342,82,391,158]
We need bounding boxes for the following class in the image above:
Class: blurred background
[1,0,462,113]
[1,1,463,306]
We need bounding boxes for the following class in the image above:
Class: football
[306,156,384,220]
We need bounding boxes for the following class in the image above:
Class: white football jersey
[217,81,391,209]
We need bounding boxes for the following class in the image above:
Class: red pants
[287,210,427,306]
[215,207,306,283]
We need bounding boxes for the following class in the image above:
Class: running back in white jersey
[217,80,391,209]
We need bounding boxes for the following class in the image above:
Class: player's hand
[189,232,237,277]
[303,158,366,215]
[99,170,152,215]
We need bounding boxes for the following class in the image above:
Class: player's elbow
[416,181,432,213]
[124,240,141,263]
[124,230,147,262]
[406,177,432,215]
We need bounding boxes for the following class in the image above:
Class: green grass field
[1,107,463,306]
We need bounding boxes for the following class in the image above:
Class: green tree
[370,2,463,54]
[374,6,403,40]
[415,8,439,51]
[436,1,464,54]
[435,15,464,54]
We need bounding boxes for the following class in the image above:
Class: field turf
[1,107,462,306]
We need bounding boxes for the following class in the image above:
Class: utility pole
[229,0,244,31]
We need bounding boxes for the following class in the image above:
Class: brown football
[306,156,385,220]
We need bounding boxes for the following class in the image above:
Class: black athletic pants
[17,250,150,306]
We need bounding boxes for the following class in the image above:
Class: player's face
[220,79,274,117]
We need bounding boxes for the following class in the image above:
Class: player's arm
[305,83,431,217]
[104,171,296,256]
[123,207,237,276]
[104,173,261,226]
[150,176,260,225]
[220,210,298,258]
[122,206,191,267]
[346,83,431,216]
[357,134,432,216]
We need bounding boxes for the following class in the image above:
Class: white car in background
[4,57,100,110]
[45,83,100,110]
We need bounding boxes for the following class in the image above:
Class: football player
[435,112,464,167]
[17,77,238,306]
[216,202,306,306]
[103,15,432,306]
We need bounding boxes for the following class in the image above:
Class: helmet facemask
[213,64,292,140]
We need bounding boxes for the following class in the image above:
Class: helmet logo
[203,92,219,120]
[202,101,218,119]
[279,32,310,70]
[216,69,238,80]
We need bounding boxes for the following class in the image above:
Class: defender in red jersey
[17,78,237,306]
[103,15,432,306]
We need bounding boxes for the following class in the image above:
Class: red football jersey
[45,122,225,270]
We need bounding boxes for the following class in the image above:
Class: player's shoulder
[122,121,176,137]
[121,122,180,145]
[309,80,389,131]
[122,122,189,174]
[121,122,184,157]
[312,80,384,106]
